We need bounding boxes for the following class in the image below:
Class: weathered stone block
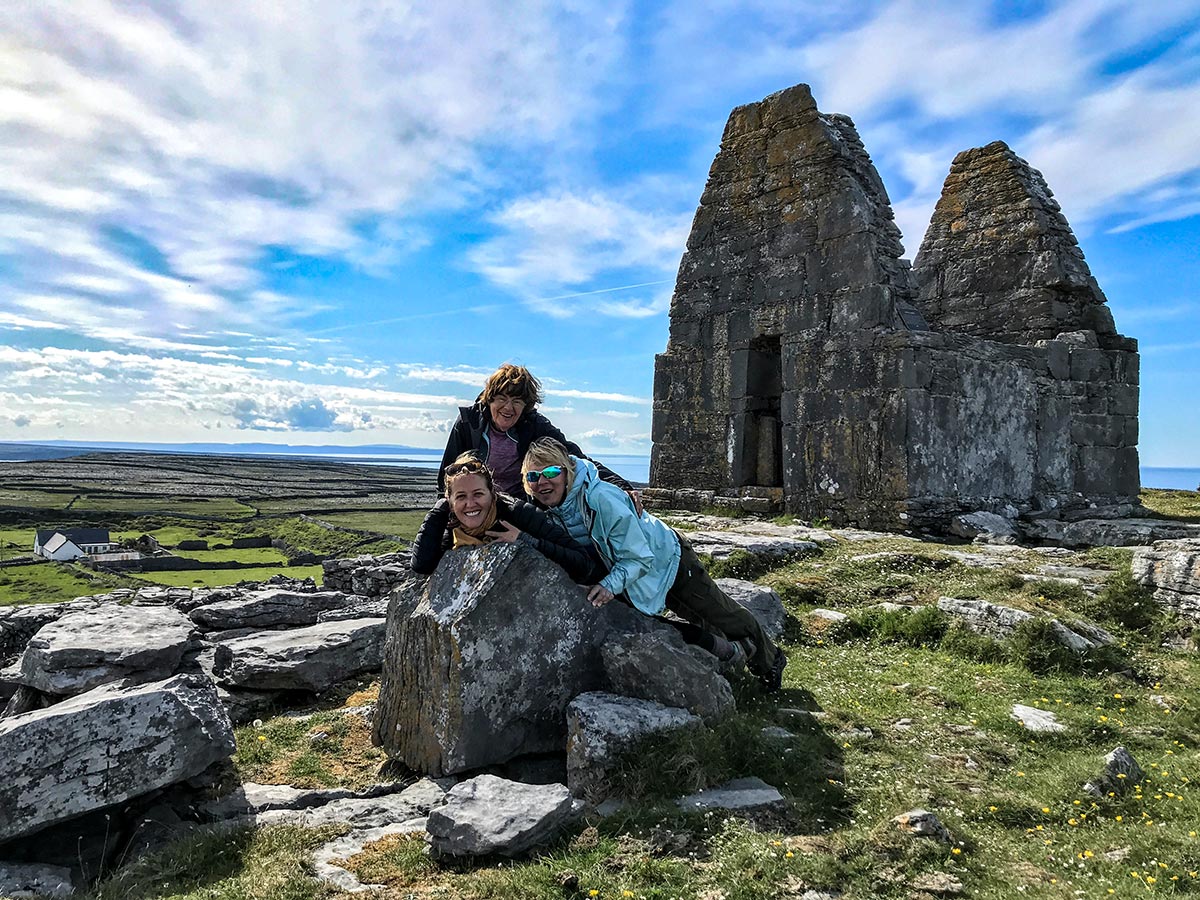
[0,675,234,844]
[373,543,640,775]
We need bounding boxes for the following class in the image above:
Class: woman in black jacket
[438,363,636,504]
[411,454,596,581]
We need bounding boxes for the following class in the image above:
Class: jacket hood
[567,455,599,501]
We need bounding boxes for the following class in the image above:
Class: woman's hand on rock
[487,521,521,543]
[587,584,614,607]
[626,489,643,516]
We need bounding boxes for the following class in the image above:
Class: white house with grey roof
[34,528,113,561]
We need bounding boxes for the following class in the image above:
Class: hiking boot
[758,649,787,693]
[718,637,754,675]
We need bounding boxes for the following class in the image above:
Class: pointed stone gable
[646,83,1140,529]
[912,141,1120,347]
[653,83,921,495]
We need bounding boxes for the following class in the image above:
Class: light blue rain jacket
[555,456,681,615]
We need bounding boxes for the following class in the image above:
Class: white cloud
[546,388,651,405]
[468,191,690,316]
[597,410,641,419]
[0,1,630,341]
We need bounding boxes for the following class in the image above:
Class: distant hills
[0,440,442,462]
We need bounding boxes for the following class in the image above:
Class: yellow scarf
[451,503,500,548]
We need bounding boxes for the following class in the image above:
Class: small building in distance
[34,528,114,561]
[647,83,1139,531]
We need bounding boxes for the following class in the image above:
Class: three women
[438,363,633,499]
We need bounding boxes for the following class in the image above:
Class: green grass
[64,516,1200,900]
[0,561,138,605]
[1141,488,1200,522]
[67,494,257,517]
[170,546,290,564]
[234,693,386,791]
[128,564,323,589]
[0,526,36,560]
[265,517,405,558]
[85,824,344,900]
[307,509,426,541]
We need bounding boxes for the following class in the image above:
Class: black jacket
[437,403,633,494]
[410,494,593,582]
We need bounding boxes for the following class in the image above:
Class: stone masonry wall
[912,141,1123,349]
[651,83,916,493]
[649,82,1140,529]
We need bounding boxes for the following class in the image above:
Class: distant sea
[0,441,1194,491]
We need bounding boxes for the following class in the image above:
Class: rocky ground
[1,508,1198,900]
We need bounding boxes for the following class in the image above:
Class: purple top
[486,425,522,494]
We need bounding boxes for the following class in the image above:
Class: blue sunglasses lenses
[525,466,563,483]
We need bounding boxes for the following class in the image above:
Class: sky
[1,0,1198,466]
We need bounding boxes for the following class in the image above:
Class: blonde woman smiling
[411,454,592,582]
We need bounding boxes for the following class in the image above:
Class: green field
[68,494,258,517]
[0,561,136,605]
[127,564,324,589]
[303,509,426,540]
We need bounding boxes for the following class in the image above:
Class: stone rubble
[1132,538,1200,621]
[425,775,585,859]
[1083,746,1145,799]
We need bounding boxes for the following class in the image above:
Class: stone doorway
[734,335,783,487]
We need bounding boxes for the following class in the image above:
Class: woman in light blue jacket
[521,437,787,692]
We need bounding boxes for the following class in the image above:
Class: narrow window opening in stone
[737,336,783,487]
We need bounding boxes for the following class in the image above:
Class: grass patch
[311,510,426,540]
[1141,488,1200,521]
[86,824,343,900]
[0,561,138,605]
[128,564,323,589]
[259,517,404,559]
[235,699,388,790]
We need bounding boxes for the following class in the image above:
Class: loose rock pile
[373,541,785,803]
[0,575,392,889]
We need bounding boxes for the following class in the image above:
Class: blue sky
[1,1,1198,465]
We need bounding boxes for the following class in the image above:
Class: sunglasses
[445,459,489,478]
[524,465,564,484]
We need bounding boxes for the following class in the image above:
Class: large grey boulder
[687,531,819,561]
[211,618,385,691]
[949,511,1019,544]
[189,589,362,631]
[0,674,234,844]
[0,597,104,666]
[14,605,196,697]
[426,775,584,859]
[373,542,652,775]
[566,691,701,802]
[601,631,734,722]
[715,578,787,639]
[1132,539,1200,621]
[936,597,1109,651]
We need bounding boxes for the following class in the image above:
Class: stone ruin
[646,82,1140,531]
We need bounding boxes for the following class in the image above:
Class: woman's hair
[479,364,542,410]
[521,437,574,496]
[443,452,496,499]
